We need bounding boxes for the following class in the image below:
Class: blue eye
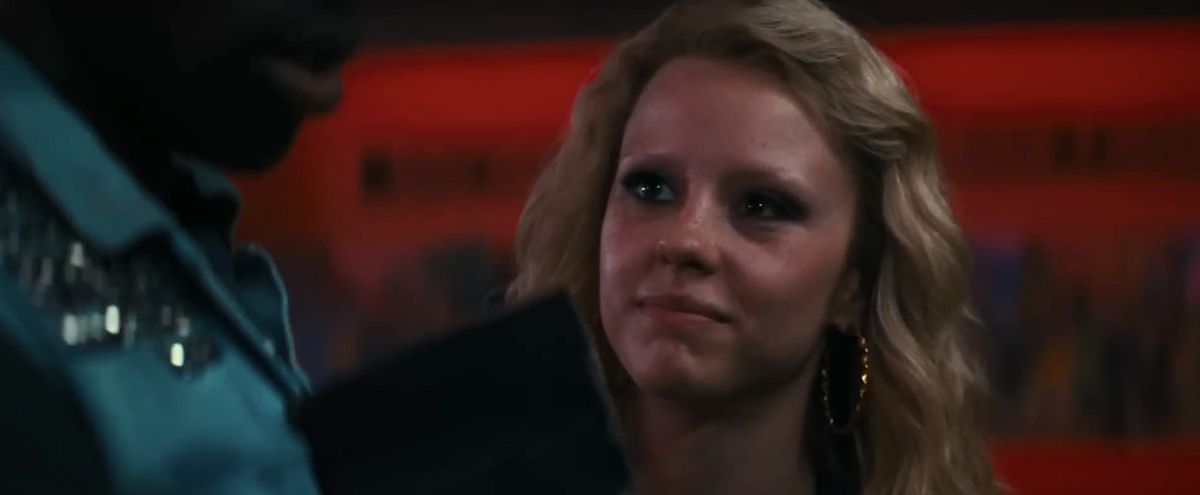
[740,191,805,221]
[620,171,676,204]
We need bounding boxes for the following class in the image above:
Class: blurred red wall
[235,20,1200,248]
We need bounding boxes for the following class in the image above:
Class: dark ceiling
[357,0,1200,44]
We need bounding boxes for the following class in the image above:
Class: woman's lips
[636,293,733,325]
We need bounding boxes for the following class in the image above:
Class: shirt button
[262,338,276,356]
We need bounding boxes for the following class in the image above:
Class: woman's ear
[826,271,864,334]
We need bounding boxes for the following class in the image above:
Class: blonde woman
[509,1,999,493]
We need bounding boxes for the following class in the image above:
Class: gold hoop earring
[821,329,869,435]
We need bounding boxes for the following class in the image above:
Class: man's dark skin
[0,0,356,174]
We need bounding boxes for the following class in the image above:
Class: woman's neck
[627,362,821,495]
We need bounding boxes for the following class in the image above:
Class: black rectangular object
[293,291,629,494]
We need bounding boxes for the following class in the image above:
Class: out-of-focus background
[231,1,1200,493]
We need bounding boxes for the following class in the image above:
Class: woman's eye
[740,190,806,222]
[620,170,676,204]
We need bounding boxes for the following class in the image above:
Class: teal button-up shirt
[0,40,321,494]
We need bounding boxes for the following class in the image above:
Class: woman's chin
[627,357,731,403]
[615,336,736,402]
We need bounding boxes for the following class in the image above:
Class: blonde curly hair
[508,1,999,493]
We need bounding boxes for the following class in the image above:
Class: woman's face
[598,57,859,403]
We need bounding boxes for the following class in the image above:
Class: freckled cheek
[599,213,636,325]
[600,207,656,275]
[736,252,845,335]
[599,210,663,334]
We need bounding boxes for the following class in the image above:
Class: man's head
[33,0,356,169]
